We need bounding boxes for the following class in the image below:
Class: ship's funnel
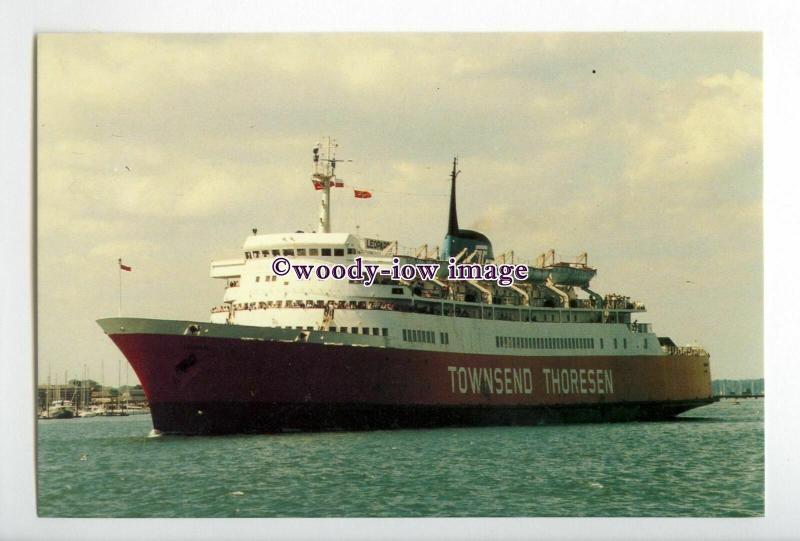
[442,157,494,262]
[448,157,459,236]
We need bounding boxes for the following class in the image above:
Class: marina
[37,382,149,419]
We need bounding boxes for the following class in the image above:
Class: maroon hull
[107,327,714,434]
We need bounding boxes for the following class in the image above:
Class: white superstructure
[207,139,704,360]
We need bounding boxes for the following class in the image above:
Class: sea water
[36,399,763,517]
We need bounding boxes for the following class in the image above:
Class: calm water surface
[37,399,763,517]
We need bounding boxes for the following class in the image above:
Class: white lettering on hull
[447,366,533,395]
[541,368,614,395]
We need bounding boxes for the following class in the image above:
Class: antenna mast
[312,137,350,233]
[447,156,461,236]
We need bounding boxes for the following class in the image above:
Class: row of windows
[403,329,436,344]
[400,329,451,345]
[496,336,596,350]
[252,275,403,288]
[227,299,395,310]
[280,325,387,336]
[270,324,637,350]
[329,326,388,336]
[495,336,638,350]
[245,247,356,259]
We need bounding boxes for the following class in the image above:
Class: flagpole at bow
[117,258,132,316]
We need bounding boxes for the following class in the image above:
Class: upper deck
[209,230,646,326]
[198,140,705,359]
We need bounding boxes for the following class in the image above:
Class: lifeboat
[524,266,551,284]
[545,263,596,287]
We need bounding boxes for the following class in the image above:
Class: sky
[36,33,762,384]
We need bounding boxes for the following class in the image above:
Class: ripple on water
[36,400,764,517]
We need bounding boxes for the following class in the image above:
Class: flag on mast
[354,189,372,199]
[119,259,132,272]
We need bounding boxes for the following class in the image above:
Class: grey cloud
[36,33,762,382]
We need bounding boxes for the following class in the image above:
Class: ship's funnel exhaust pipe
[448,157,460,236]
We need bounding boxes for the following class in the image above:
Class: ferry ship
[98,139,713,435]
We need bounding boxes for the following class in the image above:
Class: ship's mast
[312,137,350,233]
[448,156,460,236]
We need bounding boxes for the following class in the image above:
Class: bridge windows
[249,247,359,257]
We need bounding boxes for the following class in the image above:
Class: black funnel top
[442,156,494,261]
[448,157,459,236]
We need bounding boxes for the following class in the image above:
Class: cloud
[622,72,761,194]
[35,33,763,380]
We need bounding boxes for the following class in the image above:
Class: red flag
[334,181,344,188]
[312,180,323,190]
[118,259,132,272]
[354,189,372,199]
